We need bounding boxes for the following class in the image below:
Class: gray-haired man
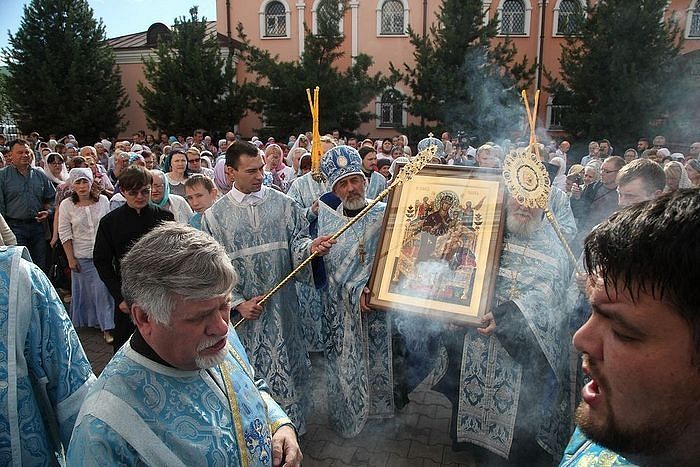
[69,223,302,466]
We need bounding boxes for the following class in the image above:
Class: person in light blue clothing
[67,223,302,466]
[316,145,394,438]
[560,190,700,467]
[202,141,334,435]
[0,245,95,466]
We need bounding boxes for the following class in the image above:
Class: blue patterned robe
[366,171,388,200]
[454,220,575,459]
[202,189,312,433]
[0,246,95,466]
[559,428,635,466]
[317,200,394,437]
[67,331,292,466]
[286,173,329,351]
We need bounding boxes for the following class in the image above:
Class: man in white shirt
[202,141,334,434]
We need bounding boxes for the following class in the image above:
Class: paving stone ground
[77,328,475,467]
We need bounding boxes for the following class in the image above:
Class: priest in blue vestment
[316,145,395,437]
[68,223,302,467]
[0,245,95,466]
[202,141,334,434]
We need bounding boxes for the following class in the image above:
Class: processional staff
[233,144,437,330]
[502,89,582,274]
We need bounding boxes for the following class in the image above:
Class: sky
[0,0,217,62]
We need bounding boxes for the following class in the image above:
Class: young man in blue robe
[68,223,302,466]
[202,141,334,434]
[0,245,95,466]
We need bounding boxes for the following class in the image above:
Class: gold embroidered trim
[221,359,249,467]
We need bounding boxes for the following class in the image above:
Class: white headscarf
[67,167,94,188]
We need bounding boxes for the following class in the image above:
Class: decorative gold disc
[502,147,550,209]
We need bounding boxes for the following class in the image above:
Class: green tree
[549,0,684,144]
[4,0,127,142]
[238,0,386,138]
[393,0,534,141]
[0,71,11,122]
[138,7,248,136]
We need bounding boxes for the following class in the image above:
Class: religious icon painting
[368,165,506,326]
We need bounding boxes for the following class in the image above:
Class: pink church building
[111,0,700,139]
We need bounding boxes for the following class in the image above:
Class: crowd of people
[0,126,699,466]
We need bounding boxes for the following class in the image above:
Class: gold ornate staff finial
[502,90,581,273]
[234,144,438,329]
[306,87,326,182]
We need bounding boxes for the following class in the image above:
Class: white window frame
[375,87,407,129]
[686,0,700,39]
[259,0,292,40]
[312,0,345,35]
[496,0,532,37]
[376,0,410,37]
[545,94,568,131]
[552,0,585,37]
[483,1,493,26]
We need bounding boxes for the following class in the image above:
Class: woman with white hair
[150,169,193,224]
[663,160,692,192]
[58,168,114,343]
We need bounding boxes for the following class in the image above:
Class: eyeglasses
[188,158,201,163]
[600,168,619,174]
[125,187,151,197]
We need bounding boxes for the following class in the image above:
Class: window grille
[265,1,286,37]
[381,0,405,35]
[501,0,526,35]
[690,5,700,37]
[557,0,583,35]
[377,90,404,127]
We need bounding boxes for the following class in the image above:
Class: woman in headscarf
[685,159,700,188]
[287,146,307,177]
[162,149,190,196]
[264,143,295,192]
[57,168,114,343]
[44,152,69,187]
[149,169,193,224]
[663,160,692,192]
[213,157,232,197]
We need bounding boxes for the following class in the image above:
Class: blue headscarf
[149,169,171,209]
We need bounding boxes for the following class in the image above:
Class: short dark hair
[118,166,152,192]
[617,159,665,193]
[184,174,215,192]
[358,146,376,160]
[7,139,29,152]
[584,189,700,357]
[638,137,649,144]
[225,141,259,169]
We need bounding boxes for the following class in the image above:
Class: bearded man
[315,146,395,437]
[434,194,575,465]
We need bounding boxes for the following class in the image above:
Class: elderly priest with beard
[67,223,302,467]
[434,194,575,466]
[316,145,395,438]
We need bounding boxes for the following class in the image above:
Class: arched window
[554,0,584,36]
[377,89,405,128]
[499,0,527,35]
[265,1,287,37]
[312,0,344,36]
[380,0,406,35]
[688,1,700,38]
